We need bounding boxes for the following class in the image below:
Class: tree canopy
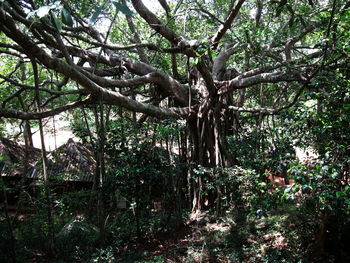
[0,1,346,117]
[1,0,349,168]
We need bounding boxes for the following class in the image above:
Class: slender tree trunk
[24,121,33,147]
[134,176,142,239]
[94,99,107,245]
[18,65,33,164]
[22,120,32,168]
[38,117,55,255]
[81,105,100,214]
[186,131,193,209]
[167,134,182,224]
[32,59,55,256]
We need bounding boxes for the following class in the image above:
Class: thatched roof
[30,138,96,182]
[0,138,41,177]
[1,137,96,183]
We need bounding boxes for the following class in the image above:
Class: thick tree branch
[285,24,316,60]
[212,43,236,79]
[196,59,216,96]
[0,72,84,107]
[4,6,189,103]
[131,0,181,45]
[82,72,159,88]
[63,31,181,53]
[0,8,184,118]
[218,71,305,94]
[212,0,245,49]
[229,105,276,114]
[0,99,88,120]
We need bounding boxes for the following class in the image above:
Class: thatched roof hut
[1,138,96,207]
[1,137,96,184]
[30,138,96,183]
[0,138,41,177]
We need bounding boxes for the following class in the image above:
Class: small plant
[89,246,116,263]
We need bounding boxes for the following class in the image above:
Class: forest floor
[7,203,320,262]
[117,205,311,263]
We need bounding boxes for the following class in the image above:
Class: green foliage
[61,8,73,27]
[26,1,74,32]
[192,166,283,213]
[15,211,52,253]
[55,190,91,216]
[104,118,177,207]
[0,0,349,261]
[128,255,165,263]
[27,3,59,19]
[50,12,62,32]
[112,1,134,17]
[90,6,104,23]
[288,160,350,213]
[55,216,99,261]
[89,246,116,263]
[0,222,16,262]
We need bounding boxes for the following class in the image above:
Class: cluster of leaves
[288,160,350,213]
[102,118,183,237]
[193,165,285,214]
[26,1,73,32]
[104,119,173,201]
[285,159,350,261]
[22,0,134,32]
[227,125,295,175]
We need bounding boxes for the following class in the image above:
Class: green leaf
[50,13,62,32]
[61,8,73,27]
[336,191,346,199]
[37,5,51,18]
[208,49,213,61]
[112,1,134,16]
[90,6,103,23]
[258,182,267,187]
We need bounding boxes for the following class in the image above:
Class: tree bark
[32,59,55,256]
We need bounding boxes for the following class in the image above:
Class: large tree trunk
[187,55,239,210]
[188,98,235,210]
